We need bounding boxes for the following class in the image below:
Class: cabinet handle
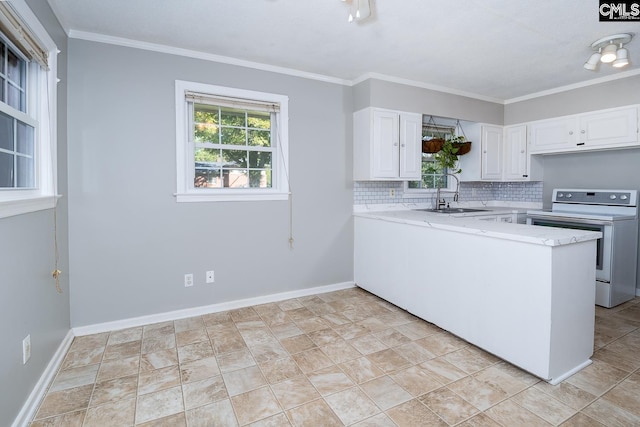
[577,142,585,146]
[581,130,586,134]
[569,131,573,135]
[523,175,528,177]
[401,143,406,147]
[520,150,525,153]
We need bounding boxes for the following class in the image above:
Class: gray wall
[67,40,354,327]
[505,75,640,293]
[354,78,504,125]
[0,1,69,425]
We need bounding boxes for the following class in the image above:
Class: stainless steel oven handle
[527,215,612,226]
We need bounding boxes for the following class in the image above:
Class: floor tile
[485,399,552,426]
[280,334,317,354]
[360,375,412,410]
[373,328,411,347]
[249,412,292,427]
[285,399,342,427]
[180,356,220,383]
[472,364,530,396]
[61,346,105,370]
[393,341,436,364]
[582,398,640,426]
[366,348,410,373]
[135,385,184,424]
[259,356,303,384]
[29,410,86,427]
[211,330,247,355]
[319,340,362,364]
[138,365,181,395]
[49,364,99,392]
[175,327,208,347]
[69,333,109,353]
[185,398,238,427]
[231,386,282,425]
[415,332,466,356]
[141,334,176,354]
[177,340,215,364]
[174,316,204,333]
[600,372,640,417]
[457,412,502,427]
[182,375,228,410]
[386,399,448,427]
[340,356,385,384]
[292,348,334,373]
[90,374,138,406]
[565,360,630,396]
[325,387,380,425]
[136,412,186,427]
[140,348,178,372]
[559,412,607,426]
[533,380,597,410]
[394,321,441,340]
[419,357,468,385]
[270,322,304,340]
[307,365,354,396]
[33,384,93,420]
[444,347,497,374]
[271,375,321,410]
[511,386,576,425]
[222,365,266,396]
[418,386,479,425]
[217,348,256,373]
[83,397,135,427]
[96,355,139,382]
[351,412,398,427]
[348,334,389,355]
[447,375,508,411]
[389,365,443,397]
[103,340,141,360]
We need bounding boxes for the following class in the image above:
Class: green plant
[434,138,462,174]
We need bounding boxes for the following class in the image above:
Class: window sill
[0,194,61,219]
[174,191,289,203]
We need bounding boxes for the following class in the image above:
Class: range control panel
[552,189,637,206]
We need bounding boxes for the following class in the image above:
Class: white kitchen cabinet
[529,105,639,154]
[353,107,422,180]
[529,117,576,153]
[578,107,638,149]
[503,125,528,180]
[480,125,503,180]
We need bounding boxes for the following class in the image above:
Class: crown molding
[505,68,640,104]
[68,30,352,86]
[352,72,505,104]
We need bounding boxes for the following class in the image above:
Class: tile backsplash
[354,181,543,205]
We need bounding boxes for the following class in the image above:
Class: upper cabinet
[480,125,503,180]
[354,107,422,180]
[529,106,639,154]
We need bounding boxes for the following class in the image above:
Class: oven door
[526,215,611,283]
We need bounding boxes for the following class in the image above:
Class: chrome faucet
[434,173,460,209]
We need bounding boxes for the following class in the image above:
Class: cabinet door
[529,118,576,153]
[399,113,422,179]
[578,107,639,148]
[503,125,528,181]
[372,110,400,178]
[481,125,503,180]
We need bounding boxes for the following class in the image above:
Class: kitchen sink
[415,208,490,214]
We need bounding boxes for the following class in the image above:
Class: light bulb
[613,47,628,68]
[601,43,617,63]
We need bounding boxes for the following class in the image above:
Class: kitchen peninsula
[354,209,601,384]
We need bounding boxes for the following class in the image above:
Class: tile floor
[29,288,640,426]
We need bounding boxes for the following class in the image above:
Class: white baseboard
[12,330,75,427]
[73,281,355,336]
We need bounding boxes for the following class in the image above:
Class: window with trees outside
[406,124,455,192]
[175,81,289,202]
[0,0,58,219]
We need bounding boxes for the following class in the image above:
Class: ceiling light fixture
[341,0,371,23]
[584,33,633,71]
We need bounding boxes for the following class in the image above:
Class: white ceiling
[47,0,640,102]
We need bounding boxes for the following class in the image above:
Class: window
[0,0,58,218]
[175,81,289,202]
[405,123,456,193]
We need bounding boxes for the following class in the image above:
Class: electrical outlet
[184,273,194,287]
[22,335,31,364]
[206,270,215,283]
[390,188,396,197]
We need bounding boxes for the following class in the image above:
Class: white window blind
[185,91,280,113]
[0,2,48,68]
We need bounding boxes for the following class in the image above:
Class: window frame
[175,80,289,202]
[0,0,58,219]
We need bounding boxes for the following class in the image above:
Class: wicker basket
[454,141,472,155]
[422,138,445,153]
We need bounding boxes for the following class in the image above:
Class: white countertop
[354,209,602,247]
